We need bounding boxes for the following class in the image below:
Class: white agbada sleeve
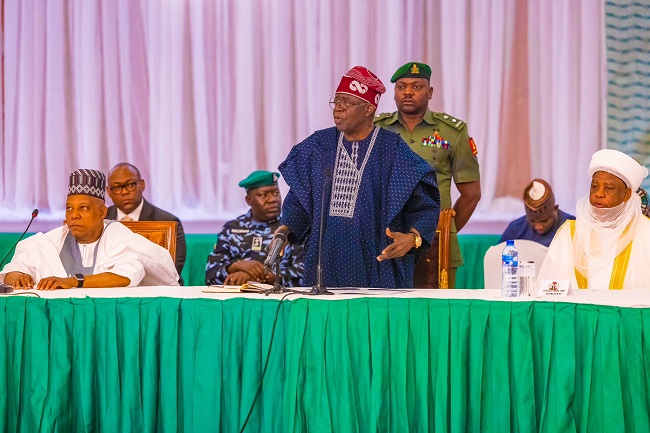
[535,222,580,292]
[91,223,145,286]
[0,227,69,283]
[97,222,179,286]
[618,216,650,289]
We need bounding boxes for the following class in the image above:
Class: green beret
[390,62,432,83]
[238,170,280,191]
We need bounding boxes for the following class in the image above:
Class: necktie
[121,215,134,222]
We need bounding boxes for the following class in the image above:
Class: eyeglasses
[109,181,140,194]
[329,98,366,110]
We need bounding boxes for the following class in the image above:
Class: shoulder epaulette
[434,112,466,130]
[374,112,393,122]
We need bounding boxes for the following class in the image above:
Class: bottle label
[502,255,518,267]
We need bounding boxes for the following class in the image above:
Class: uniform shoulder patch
[435,112,466,130]
[373,112,394,123]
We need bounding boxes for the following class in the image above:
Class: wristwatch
[74,273,85,288]
[410,230,422,249]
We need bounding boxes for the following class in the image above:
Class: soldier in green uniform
[374,62,481,288]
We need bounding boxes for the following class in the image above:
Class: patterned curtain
[606,0,650,191]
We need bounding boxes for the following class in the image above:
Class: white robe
[0,222,179,286]
[537,216,650,291]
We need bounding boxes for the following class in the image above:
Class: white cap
[588,149,648,190]
[527,181,546,201]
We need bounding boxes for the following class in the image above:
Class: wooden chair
[120,220,177,262]
[413,208,456,289]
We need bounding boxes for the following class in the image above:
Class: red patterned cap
[335,66,386,108]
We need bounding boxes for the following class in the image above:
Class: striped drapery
[606,0,650,191]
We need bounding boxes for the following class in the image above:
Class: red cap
[335,66,386,108]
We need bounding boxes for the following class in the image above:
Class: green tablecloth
[1,296,648,432]
[1,233,501,288]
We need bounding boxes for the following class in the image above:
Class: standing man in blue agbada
[273,66,440,289]
[375,62,481,288]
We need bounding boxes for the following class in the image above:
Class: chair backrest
[413,208,456,289]
[120,220,177,262]
[483,239,549,289]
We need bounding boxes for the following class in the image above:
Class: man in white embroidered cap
[537,149,650,290]
[0,169,179,290]
[273,66,441,288]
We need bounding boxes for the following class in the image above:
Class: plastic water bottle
[501,240,520,297]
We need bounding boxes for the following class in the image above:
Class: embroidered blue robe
[279,127,440,288]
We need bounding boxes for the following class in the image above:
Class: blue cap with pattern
[68,169,106,200]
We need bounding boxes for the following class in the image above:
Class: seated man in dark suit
[106,163,187,283]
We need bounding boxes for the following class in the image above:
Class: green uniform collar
[422,110,437,125]
[397,109,436,127]
[379,109,437,127]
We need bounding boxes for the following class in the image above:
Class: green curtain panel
[1,296,649,432]
[0,233,501,288]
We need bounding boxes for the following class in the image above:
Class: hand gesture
[376,228,416,261]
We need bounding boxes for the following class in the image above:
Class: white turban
[588,149,648,191]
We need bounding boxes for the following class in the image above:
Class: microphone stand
[0,209,39,294]
[310,169,333,296]
[263,256,286,296]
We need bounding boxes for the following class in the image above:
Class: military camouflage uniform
[205,210,304,286]
[374,109,480,272]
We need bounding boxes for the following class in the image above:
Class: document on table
[203,285,242,293]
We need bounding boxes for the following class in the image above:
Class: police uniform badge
[252,236,263,251]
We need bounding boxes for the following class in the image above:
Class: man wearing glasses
[106,163,187,282]
[272,66,440,289]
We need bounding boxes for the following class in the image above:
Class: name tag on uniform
[231,229,250,234]
[251,237,263,251]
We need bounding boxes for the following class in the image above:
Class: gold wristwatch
[410,230,422,249]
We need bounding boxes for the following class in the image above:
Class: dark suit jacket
[107,199,187,283]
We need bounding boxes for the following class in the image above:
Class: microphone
[0,209,39,269]
[264,227,289,269]
[311,169,333,295]
[0,209,38,294]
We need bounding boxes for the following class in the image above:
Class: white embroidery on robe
[329,126,379,218]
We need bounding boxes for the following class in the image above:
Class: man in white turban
[537,149,650,290]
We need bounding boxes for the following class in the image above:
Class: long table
[0,233,502,288]
[1,288,649,433]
